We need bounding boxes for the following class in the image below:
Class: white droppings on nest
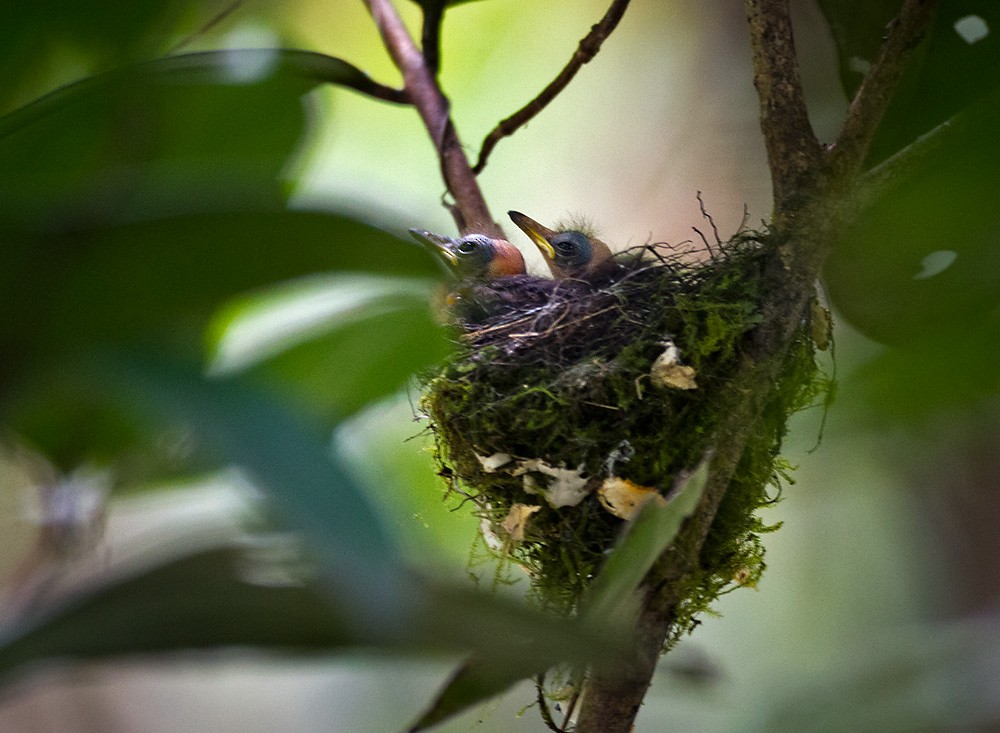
[598,476,667,521]
[650,340,698,390]
[480,516,505,552]
[513,459,591,509]
[475,452,512,472]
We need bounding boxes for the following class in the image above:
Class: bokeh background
[2,0,998,730]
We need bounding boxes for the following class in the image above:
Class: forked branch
[364,0,501,236]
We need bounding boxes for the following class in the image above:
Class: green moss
[421,232,825,632]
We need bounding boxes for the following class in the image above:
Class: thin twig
[472,0,632,174]
[744,0,823,213]
[364,0,501,236]
[829,0,942,180]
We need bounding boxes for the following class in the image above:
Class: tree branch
[744,0,824,214]
[364,0,501,236]
[471,0,632,175]
[829,0,942,179]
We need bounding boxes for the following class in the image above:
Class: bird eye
[551,232,591,265]
[457,240,480,255]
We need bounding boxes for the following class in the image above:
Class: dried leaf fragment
[500,503,542,541]
[598,477,666,520]
[650,341,698,390]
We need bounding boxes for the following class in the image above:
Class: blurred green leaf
[0,351,629,688]
[817,1,1000,164]
[821,3,1000,376]
[98,355,404,591]
[0,0,192,110]
[841,312,1000,423]
[0,210,441,467]
[0,547,357,681]
[208,273,449,420]
[0,542,630,696]
[825,89,1000,350]
[0,49,402,229]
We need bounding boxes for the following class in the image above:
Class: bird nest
[421,231,825,632]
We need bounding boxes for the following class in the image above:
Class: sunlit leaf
[0,211,440,467]
[208,273,449,419]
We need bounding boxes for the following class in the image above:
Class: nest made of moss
[421,231,826,633]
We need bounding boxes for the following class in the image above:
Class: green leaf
[208,273,449,420]
[841,316,1000,423]
[821,3,1000,360]
[0,211,441,467]
[0,49,400,228]
[0,358,630,693]
[0,547,357,681]
[581,452,711,626]
[824,88,1000,350]
[817,0,1000,164]
[97,356,404,589]
[0,543,630,694]
[0,0,191,110]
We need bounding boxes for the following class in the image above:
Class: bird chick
[410,228,539,327]
[508,211,618,281]
[409,230,526,279]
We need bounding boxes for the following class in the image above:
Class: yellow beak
[409,229,459,266]
[508,211,557,260]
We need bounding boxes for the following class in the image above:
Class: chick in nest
[410,229,559,327]
[508,210,624,283]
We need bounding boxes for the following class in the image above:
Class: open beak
[409,229,459,266]
[508,211,557,260]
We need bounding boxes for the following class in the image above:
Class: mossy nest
[421,232,825,632]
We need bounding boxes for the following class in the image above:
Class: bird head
[508,211,615,280]
[410,230,525,279]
